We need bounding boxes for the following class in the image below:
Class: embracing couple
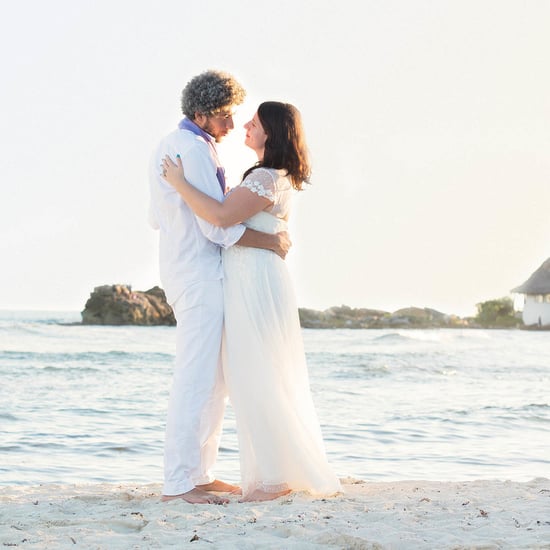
[149,70,341,504]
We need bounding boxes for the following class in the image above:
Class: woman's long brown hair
[242,101,311,190]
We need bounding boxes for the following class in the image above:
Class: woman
[162,101,341,502]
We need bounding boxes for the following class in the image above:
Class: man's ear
[194,112,207,128]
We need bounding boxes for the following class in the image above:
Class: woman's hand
[161,155,186,188]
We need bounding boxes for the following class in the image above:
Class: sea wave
[0,349,173,365]
[372,332,414,342]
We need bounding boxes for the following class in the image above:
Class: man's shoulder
[151,127,213,169]
[157,128,206,151]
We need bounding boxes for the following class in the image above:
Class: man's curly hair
[181,70,246,118]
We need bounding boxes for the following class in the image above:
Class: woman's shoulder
[240,167,292,201]
[247,167,290,185]
[247,166,278,179]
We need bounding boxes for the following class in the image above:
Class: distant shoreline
[0,305,532,330]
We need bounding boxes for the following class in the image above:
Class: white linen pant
[163,279,227,496]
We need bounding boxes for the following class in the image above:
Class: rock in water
[81,284,176,326]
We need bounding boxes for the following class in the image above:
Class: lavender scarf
[178,118,226,193]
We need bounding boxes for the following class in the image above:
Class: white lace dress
[222,167,341,498]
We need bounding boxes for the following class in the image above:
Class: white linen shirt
[149,127,245,305]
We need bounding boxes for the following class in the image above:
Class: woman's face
[244,112,267,157]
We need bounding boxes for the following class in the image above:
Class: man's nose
[226,116,234,129]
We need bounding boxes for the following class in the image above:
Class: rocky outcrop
[299,305,389,329]
[81,285,470,328]
[299,305,469,329]
[81,285,176,326]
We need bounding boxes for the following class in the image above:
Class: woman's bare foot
[197,479,242,495]
[239,488,292,502]
[161,487,229,504]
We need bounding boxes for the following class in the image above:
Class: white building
[512,257,550,327]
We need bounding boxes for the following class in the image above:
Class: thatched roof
[512,257,550,295]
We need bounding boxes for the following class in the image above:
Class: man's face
[196,108,236,143]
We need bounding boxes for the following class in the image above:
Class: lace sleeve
[240,168,276,202]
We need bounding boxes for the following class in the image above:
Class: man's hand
[236,228,292,259]
[271,231,292,260]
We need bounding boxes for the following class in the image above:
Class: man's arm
[237,229,291,260]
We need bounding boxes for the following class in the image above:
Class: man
[149,70,290,504]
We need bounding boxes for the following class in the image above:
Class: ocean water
[1,310,549,487]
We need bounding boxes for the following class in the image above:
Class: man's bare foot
[161,487,229,504]
[239,488,292,502]
[197,479,242,495]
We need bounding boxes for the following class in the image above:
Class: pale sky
[1,0,549,316]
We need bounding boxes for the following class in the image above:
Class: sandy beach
[2,477,549,549]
